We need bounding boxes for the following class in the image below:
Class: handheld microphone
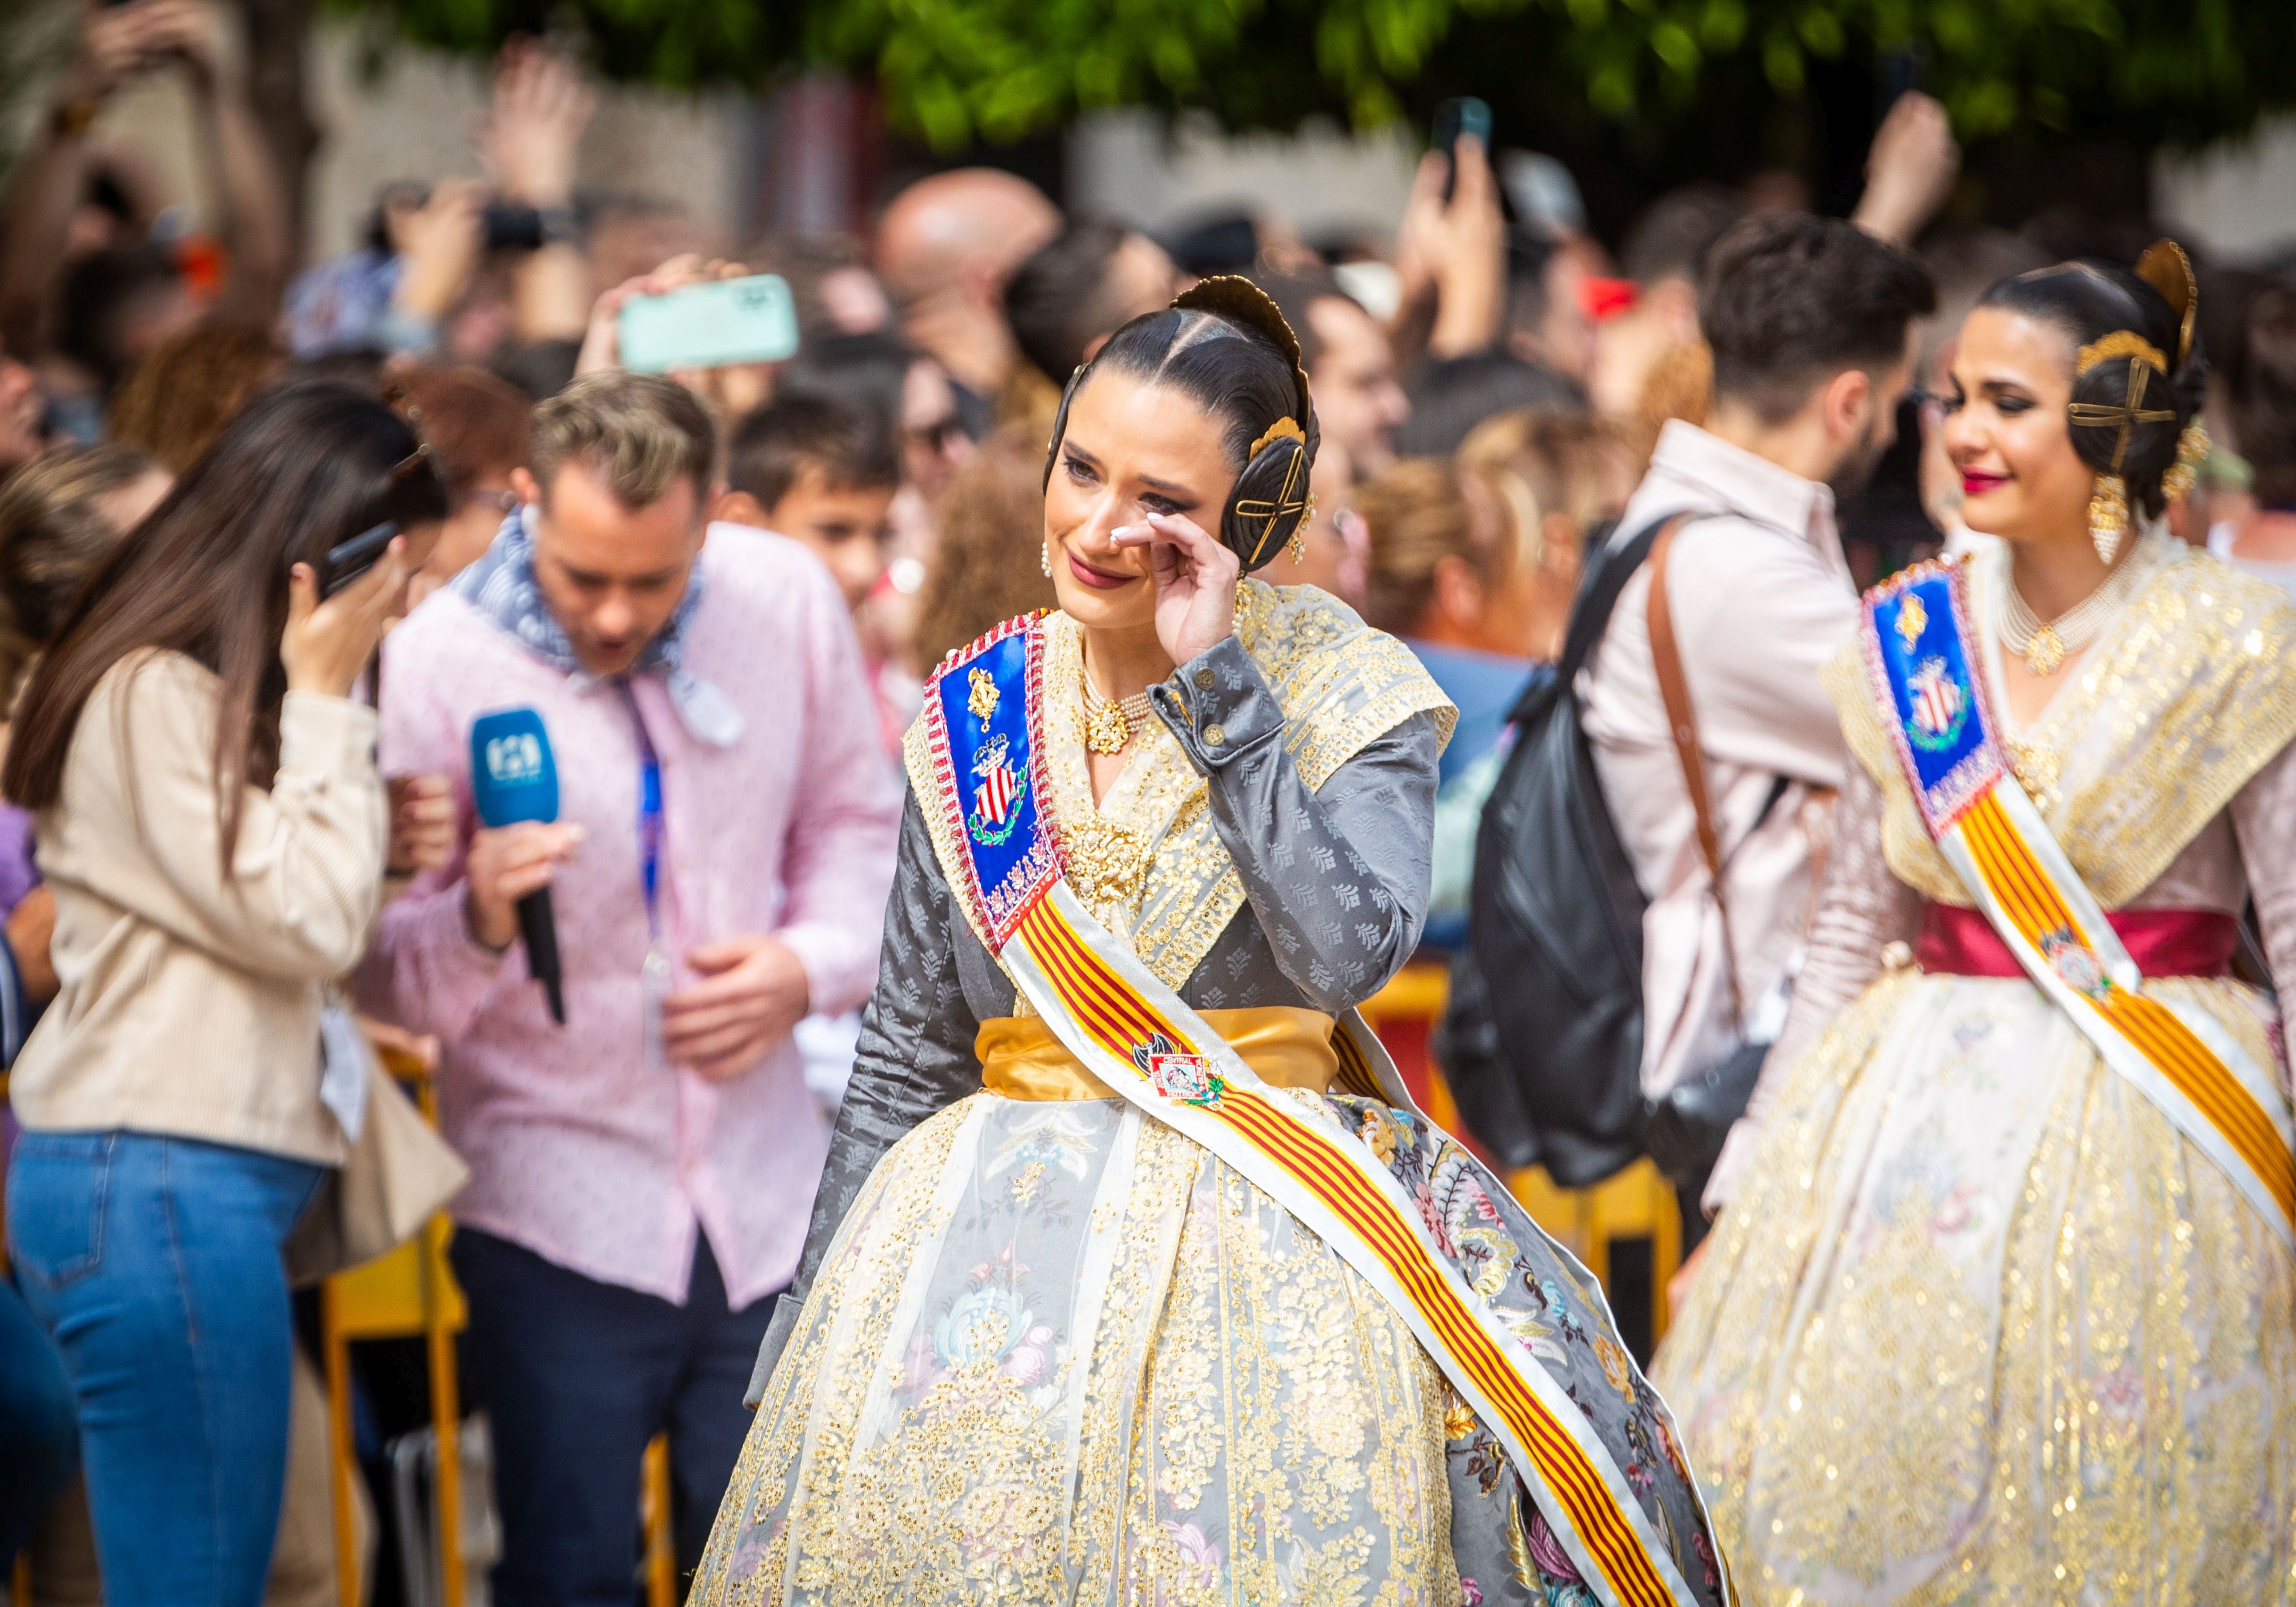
[469,708,566,1025]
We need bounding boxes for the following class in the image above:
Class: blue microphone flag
[470,708,559,827]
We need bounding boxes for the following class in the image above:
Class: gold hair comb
[2075,330,2169,377]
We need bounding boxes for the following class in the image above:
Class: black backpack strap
[1554,511,1689,684]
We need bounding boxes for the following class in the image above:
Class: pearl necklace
[1080,672,1157,756]
[1994,538,2159,676]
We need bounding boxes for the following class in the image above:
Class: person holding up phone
[1,381,445,1607]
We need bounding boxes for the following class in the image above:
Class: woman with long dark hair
[693,283,1724,1606]
[2,380,447,1606]
[1657,247,2296,1599]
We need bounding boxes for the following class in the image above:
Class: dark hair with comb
[1975,242,2203,518]
[1043,276,1320,570]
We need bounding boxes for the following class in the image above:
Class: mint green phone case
[616,274,799,373]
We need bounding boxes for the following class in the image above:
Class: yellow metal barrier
[323,1054,469,1607]
[641,1438,676,1607]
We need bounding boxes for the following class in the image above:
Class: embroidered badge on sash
[2038,928,2110,999]
[917,612,1062,949]
[1895,591,1928,652]
[968,732,1027,847]
[1904,656,1968,751]
[1128,1028,1226,1107]
[1147,1052,1224,1107]
[966,666,999,731]
[1861,560,2004,834]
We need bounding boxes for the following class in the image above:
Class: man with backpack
[1446,212,1933,1229]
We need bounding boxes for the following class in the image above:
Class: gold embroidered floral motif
[1895,591,1927,652]
[2008,739,2063,811]
[1654,969,2296,1604]
[1059,816,1147,910]
[692,1095,1460,1606]
[907,583,1455,995]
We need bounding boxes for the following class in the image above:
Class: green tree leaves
[340,0,2296,154]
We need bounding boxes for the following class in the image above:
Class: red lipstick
[1065,550,1136,591]
[1960,469,2009,498]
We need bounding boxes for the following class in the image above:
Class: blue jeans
[6,1131,324,1607]
[0,1271,77,1565]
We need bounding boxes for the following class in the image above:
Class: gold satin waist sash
[977,1006,1340,1102]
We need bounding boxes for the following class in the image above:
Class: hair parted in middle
[1042,275,1320,571]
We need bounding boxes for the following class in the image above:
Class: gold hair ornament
[1249,417,1306,461]
[2135,238,2199,370]
[1169,276,1322,571]
[2068,330,2175,564]
[2075,331,2169,377]
[1235,444,1311,567]
[2162,421,2209,501]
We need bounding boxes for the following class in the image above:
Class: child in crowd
[710,390,909,1126]
[713,392,911,761]
[714,393,900,616]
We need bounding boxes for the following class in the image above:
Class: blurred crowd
[2,6,2296,1606]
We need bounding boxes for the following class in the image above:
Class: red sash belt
[1918,902,2238,980]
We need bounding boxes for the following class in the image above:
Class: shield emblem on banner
[967,732,1027,846]
[1905,656,1967,750]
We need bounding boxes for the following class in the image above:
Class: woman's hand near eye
[1111,511,1240,667]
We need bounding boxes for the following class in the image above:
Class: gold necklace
[1080,671,1156,757]
[1994,540,2156,676]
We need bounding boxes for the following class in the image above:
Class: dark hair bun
[1175,276,1322,569]
[1045,276,1321,571]
[2066,339,2187,509]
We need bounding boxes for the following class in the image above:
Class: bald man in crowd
[875,169,1060,434]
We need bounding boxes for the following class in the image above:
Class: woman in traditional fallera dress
[693,281,1726,1606]
[1654,245,2296,1603]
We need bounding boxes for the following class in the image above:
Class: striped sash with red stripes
[1860,559,2296,1251]
[912,613,1721,1607]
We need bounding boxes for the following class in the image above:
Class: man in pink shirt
[360,373,899,1603]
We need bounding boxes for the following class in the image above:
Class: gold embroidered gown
[695,582,1729,1607]
[1652,535,2296,1604]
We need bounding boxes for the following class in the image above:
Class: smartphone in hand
[1431,97,1494,201]
[319,520,397,599]
[617,275,800,374]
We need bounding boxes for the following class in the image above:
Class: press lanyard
[633,700,664,940]
[626,685,673,1070]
